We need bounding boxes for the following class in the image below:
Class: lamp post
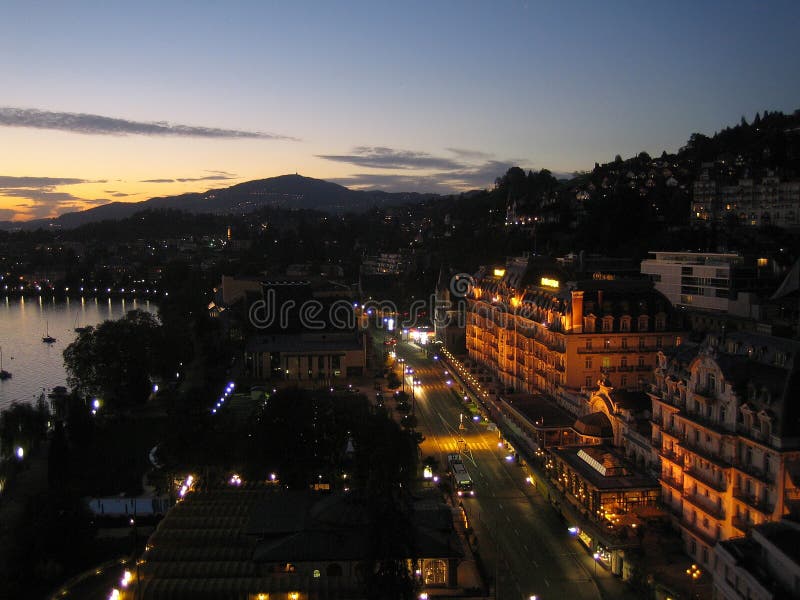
[686,563,701,598]
[592,551,601,577]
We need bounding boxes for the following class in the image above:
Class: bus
[447,453,475,497]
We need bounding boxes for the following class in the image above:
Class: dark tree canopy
[63,310,175,408]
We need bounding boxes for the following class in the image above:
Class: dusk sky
[2,0,800,221]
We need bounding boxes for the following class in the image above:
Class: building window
[585,376,592,387]
[602,317,613,332]
[620,317,631,332]
[639,337,646,350]
[422,559,448,585]
[585,357,592,369]
[621,337,628,349]
[604,338,611,350]
[707,373,716,393]
[638,356,645,368]
[638,315,649,331]
[586,339,593,350]
[621,375,628,387]
[656,337,663,349]
[621,356,628,368]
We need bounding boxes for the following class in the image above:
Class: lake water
[0,296,156,412]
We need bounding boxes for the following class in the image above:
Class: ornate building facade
[649,331,800,570]
[465,256,685,413]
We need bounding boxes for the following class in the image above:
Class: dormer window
[638,315,649,331]
[602,316,613,332]
[620,316,631,332]
[655,312,666,331]
[584,315,596,333]
[706,373,716,394]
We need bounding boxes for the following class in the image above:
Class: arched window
[422,559,448,585]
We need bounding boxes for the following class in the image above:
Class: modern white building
[641,251,744,312]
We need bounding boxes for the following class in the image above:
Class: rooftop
[550,445,660,491]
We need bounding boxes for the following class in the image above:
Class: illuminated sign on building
[493,268,506,277]
[540,277,560,288]
[592,272,616,281]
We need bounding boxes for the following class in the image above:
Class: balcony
[732,488,773,516]
[678,438,731,469]
[692,386,715,402]
[660,426,683,441]
[659,447,683,466]
[679,519,719,547]
[576,346,619,354]
[679,411,731,437]
[684,465,727,493]
[731,516,751,534]
[660,473,683,491]
[732,460,774,486]
[682,489,725,520]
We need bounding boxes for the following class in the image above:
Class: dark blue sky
[1,0,799,219]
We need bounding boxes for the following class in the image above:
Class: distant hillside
[0,174,440,231]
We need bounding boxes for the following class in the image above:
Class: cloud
[0,107,298,140]
[175,174,239,182]
[110,192,132,197]
[0,208,18,221]
[139,172,240,183]
[0,176,89,187]
[330,159,525,193]
[317,146,465,170]
[445,147,494,160]
[0,174,109,219]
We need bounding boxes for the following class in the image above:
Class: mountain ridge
[0,174,443,231]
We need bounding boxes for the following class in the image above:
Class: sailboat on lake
[74,312,89,334]
[42,320,57,344]
[0,346,11,380]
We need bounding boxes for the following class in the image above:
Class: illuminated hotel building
[649,331,800,571]
[465,256,685,412]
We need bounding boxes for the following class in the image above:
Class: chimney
[571,290,584,333]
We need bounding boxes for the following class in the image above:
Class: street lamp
[686,563,702,598]
[593,551,601,576]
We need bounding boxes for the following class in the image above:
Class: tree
[0,401,48,459]
[63,310,168,409]
[386,372,401,389]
